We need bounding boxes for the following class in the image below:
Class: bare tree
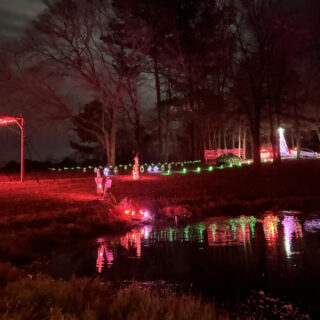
[22,0,144,165]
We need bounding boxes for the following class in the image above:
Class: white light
[147,166,152,173]
[278,127,285,134]
[103,167,109,176]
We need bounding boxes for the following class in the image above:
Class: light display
[0,114,24,182]
[278,127,291,157]
[132,154,139,180]
[262,214,279,245]
[103,167,109,176]
[282,215,303,257]
[260,148,273,160]
[304,219,320,232]
[96,242,114,273]
[95,169,104,195]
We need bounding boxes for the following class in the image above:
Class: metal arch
[0,114,25,182]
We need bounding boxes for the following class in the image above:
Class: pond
[42,212,320,317]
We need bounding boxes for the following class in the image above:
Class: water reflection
[282,216,303,257]
[96,241,114,273]
[95,214,309,273]
[304,219,320,233]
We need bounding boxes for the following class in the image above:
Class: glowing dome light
[182,168,187,174]
[196,167,201,173]
[147,166,152,173]
[208,166,213,171]
[153,165,159,173]
[103,167,109,176]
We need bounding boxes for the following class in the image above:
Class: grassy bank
[0,262,226,320]
[0,159,320,265]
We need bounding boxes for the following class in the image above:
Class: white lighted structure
[278,127,291,158]
[0,114,24,182]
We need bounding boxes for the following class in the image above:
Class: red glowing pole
[19,118,24,182]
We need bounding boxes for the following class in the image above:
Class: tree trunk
[208,123,212,149]
[269,108,278,163]
[290,129,295,149]
[251,116,261,169]
[238,124,242,157]
[153,54,163,159]
[223,127,227,150]
[243,127,247,159]
[294,104,300,159]
[232,128,235,149]
[109,107,118,166]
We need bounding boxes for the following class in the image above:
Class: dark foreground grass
[1,160,320,266]
[0,262,226,320]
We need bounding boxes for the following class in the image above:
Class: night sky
[0,0,78,166]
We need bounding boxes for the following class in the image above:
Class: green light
[220,165,224,169]
[184,226,190,241]
[196,167,201,173]
[88,165,93,169]
[263,159,267,163]
[76,166,81,169]
[229,163,233,168]
[51,168,56,171]
[182,168,187,174]
[169,228,173,242]
[208,166,213,171]
[238,162,242,167]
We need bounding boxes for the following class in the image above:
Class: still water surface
[47,212,320,316]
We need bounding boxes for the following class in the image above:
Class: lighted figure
[95,169,104,196]
[132,153,140,180]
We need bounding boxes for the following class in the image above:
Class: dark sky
[0,0,45,43]
[0,0,77,166]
